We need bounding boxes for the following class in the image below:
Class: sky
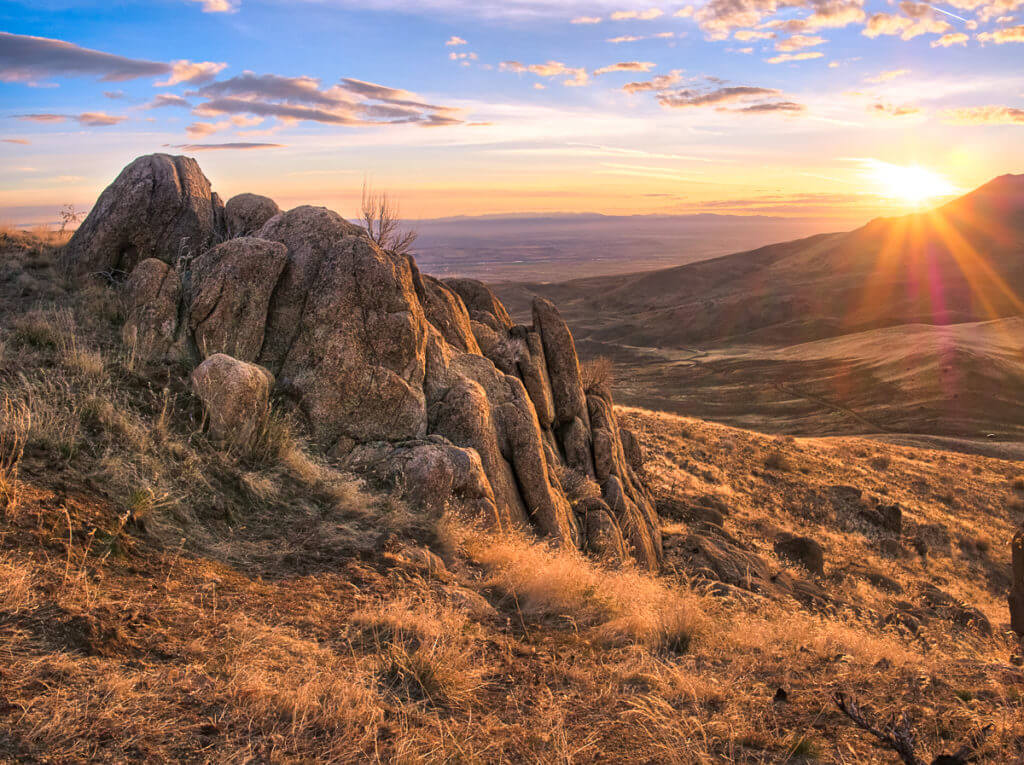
[1,0,1022,225]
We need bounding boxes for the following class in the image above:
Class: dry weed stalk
[0,395,31,510]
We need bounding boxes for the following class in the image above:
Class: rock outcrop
[225,193,280,238]
[1012,530,1024,636]
[191,354,274,447]
[65,154,663,569]
[63,154,225,278]
[121,258,181,361]
[186,237,288,362]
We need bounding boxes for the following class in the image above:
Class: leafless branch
[360,181,417,255]
[834,692,994,765]
[834,692,924,765]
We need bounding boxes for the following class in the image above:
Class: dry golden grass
[445,521,706,652]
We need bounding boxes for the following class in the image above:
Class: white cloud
[931,32,969,46]
[445,36,468,45]
[610,8,663,20]
[500,60,590,86]
[593,61,655,75]
[865,68,910,83]
[188,0,238,11]
[156,60,228,86]
[765,51,825,63]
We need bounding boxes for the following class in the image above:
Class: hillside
[2,198,1024,760]
[496,176,1024,442]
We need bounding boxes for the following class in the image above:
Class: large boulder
[533,297,588,428]
[445,278,514,333]
[186,237,288,362]
[63,154,225,277]
[254,205,368,373]
[190,353,274,448]
[121,258,182,361]
[407,261,481,354]
[225,193,280,238]
[261,227,429,450]
[346,436,501,525]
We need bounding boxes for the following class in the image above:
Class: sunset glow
[865,161,960,206]
[0,2,1021,226]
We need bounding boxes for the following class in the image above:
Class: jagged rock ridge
[63,154,662,568]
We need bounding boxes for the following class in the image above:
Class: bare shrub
[360,181,417,255]
[580,356,614,395]
[556,463,602,505]
[870,455,892,471]
[764,450,794,472]
[10,311,60,349]
[0,396,31,509]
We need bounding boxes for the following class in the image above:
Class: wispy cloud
[657,85,780,107]
[190,71,466,126]
[15,111,126,126]
[445,36,468,45]
[188,0,238,11]
[147,93,192,109]
[593,61,655,75]
[170,142,284,150]
[765,51,824,63]
[500,60,589,86]
[977,24,1024,42]
[863,2,950,40]
[622,70,684,93]
[609,8,663,20]
[940,104,1024,123]
[931,32,969,45]
[0,31,168,84]
[731,100,806,112]
[865,68,910,83]
[870,102,922,116]
[775,34,827,50]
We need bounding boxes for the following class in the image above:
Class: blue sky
[2,0,1022,223]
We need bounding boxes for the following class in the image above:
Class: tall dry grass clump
[443,521,704,652]
[350,598,485,709]
[0,395,31,510]
[580,356,614,395]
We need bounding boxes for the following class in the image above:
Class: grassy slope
[1,232,1022,762]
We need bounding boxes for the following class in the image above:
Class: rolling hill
[496,175,1024,444]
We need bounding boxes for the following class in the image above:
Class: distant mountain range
[411,211,848,282]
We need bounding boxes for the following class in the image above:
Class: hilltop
[0,158,1022,762]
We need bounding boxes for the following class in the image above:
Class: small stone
[774,533,825,576]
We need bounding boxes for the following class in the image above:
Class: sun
[864,160,959,207]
